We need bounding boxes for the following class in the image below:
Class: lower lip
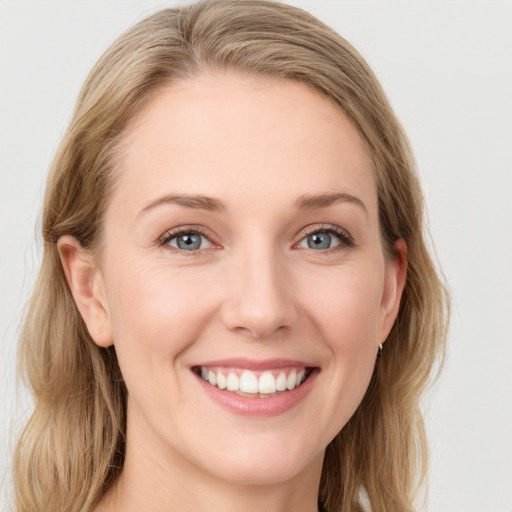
[195,370,318,417]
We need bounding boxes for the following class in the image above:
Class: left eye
[297,230,343,250]
[166,232,212,251]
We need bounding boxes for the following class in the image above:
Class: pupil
[177,234,201,250]
[308,232,331,250]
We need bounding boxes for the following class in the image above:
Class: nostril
[234,323,291,341]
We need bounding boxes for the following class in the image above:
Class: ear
[379,238,407,344]
[57,235,113,347]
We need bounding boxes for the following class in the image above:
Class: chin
[185,427,326,486]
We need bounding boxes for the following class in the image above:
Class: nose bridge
[222,238,296,339]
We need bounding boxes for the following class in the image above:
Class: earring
[377,343,383,357]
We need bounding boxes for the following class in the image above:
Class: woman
[13,1,449,511]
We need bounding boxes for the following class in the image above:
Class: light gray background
[1,1,511,511]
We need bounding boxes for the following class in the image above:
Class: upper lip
[192,358,314,370]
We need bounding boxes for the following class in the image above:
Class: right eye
[161,230,213,251]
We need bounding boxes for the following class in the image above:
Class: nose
[220,246,298,340]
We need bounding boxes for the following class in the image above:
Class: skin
[59,72,406,512]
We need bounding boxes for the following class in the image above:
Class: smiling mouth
[192,366,314,398]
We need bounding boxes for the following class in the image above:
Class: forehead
[113,72,377,217]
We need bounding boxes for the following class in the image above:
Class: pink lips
[195,358,310,370]
[192,358,318,417]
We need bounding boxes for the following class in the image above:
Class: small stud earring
[377,343,383,357]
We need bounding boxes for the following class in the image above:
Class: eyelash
[158,225,213,251]
[298,224,354,251]
[158,224,354,254]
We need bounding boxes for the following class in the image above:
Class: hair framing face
[14,2,449,511]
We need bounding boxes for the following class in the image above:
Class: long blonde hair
[14,1,449,511]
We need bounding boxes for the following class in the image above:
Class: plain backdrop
[1,1,511,511]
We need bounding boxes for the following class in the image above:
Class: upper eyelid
[158,225,215,246]
[297,223,352,239]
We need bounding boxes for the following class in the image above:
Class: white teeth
[240,370,259,393]
[286,370,297,390]
[227,372,239,391]
[199,367,308,395]
[217,372,227,389]
[258,372,276,394]
[276,372,287,391]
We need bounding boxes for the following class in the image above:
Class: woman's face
[68,73,405,487]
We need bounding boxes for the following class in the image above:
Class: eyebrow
[138,191,367,217]
[294,192,368,215]
[139,193,225,216]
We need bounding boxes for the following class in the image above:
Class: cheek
[103,257,217,372]
[291,263,384,437]
[301,262,385,349]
